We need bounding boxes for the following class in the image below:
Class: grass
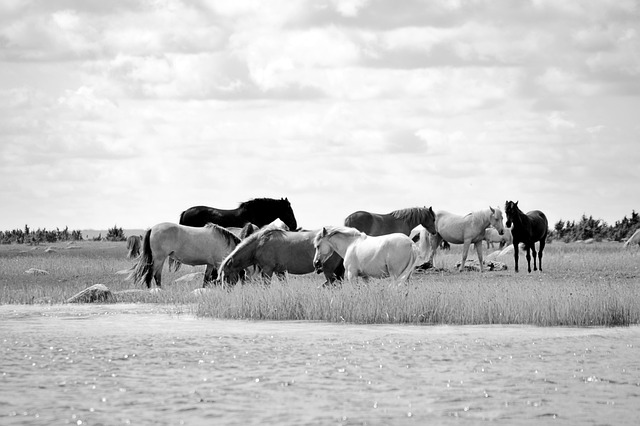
[1,240,639,326]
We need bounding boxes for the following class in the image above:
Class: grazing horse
[484,227,513,249]
[126,234,142,259]
[344,206,437,236]
[313,226,420,282]
[219,227,343,286]
[128,223,240,288]
[428,207,505,272]
[623,229,640,248]
[179,197,297,231]
[504,201,548,273]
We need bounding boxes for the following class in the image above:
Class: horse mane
[204,223,241,246]
[322,226,363,239]
[239,197,289,210]
[390,207,428,223]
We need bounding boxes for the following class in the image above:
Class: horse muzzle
[313,260,323,272]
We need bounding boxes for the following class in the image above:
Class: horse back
[179,205,238,228]
[526,210,548,240]
[344,211,375,234]
[256,231,315,273]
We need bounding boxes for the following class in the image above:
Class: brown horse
[504,201,548,273]
[344,206,437,236]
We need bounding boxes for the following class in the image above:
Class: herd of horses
[126,197,557,289]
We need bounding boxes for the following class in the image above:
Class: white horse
[484,226,512,249]
[312,226,420,282]
[428,207,505,272]
[623,229,640,248]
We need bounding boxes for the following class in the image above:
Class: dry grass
[1,240,639,326]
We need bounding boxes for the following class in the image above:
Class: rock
[455,259,508,272]
[66,284,116,304]
[174,272,205,285]
[44,247,56,253]
[25,268,49,275]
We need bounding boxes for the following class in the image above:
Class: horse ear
[322,227,327,236]
[515,201,519,206]
[490,206,495,213]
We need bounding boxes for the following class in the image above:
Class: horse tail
[128,229,154,288]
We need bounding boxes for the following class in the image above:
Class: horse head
[489,206,505,235]
[312,227,334,271]
[504,200,519,228]
[277,198,298,231]
[422,206,437,234]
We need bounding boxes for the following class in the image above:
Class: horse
[128,223,241,288]
[623,229,640,248]
[504,201,548,273]
[126,234,142,259]
[484,226,512,249]
[428,207,505,272]
[227,222,260,240]
[312,226,420,282]
[219,227,343,286]
[178,197,297,231]
[344,206,437,236]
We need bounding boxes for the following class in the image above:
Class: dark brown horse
[344,206,437,236]
[504,201,548,273]
[179,198,297,231]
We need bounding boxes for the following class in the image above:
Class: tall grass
[1,240,639,326]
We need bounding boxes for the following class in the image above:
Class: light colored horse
[484,226,512,249]
[128,222,240,288]
[126,234,142,259]
[623,229,640,248]
[313,226,420,282]
[428,207,505,272]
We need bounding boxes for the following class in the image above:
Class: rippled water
[1,304,639,425]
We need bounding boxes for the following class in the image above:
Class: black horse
[179,198,298,231]
[504,200,548,273]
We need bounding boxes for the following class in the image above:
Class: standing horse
[219,227,342,286]
[128,223,240,288]
[178,197,297,231]
[484,226,513,249]
[344,206,437,236]
[313,226,420,282]
[504,201,548,273]
[126,234,142,259]
[428,207,505,272]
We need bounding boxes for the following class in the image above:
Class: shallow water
[1,304,639,425]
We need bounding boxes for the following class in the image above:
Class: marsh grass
[1,240,639,326]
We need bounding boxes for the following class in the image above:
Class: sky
[1,0,639,232]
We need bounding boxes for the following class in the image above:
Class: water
[1,304,639,425]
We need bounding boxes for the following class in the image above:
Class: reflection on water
[1,304,639,425]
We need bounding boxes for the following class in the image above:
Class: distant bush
[106,225,126,242]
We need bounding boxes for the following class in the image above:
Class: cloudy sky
[1,0,639,232]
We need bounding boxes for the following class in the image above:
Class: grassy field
[1,240,639,326]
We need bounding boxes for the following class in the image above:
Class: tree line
[550,210,639,242]
[0,225,127,245]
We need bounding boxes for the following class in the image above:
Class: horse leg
[203,265,216,287]
[538,239,546,272]
[459,241,471,272]
[475,241,484,272]
[525,246,532,273]
[428,233,443,267]
[152,261,163,288]
[531,244,538,272]
[512,242,519,273]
